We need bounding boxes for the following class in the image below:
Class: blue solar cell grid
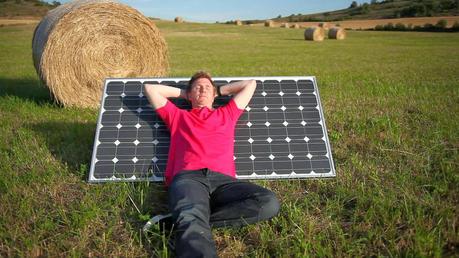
[88,76,335,182]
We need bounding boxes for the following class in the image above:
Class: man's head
[187,71,217,109]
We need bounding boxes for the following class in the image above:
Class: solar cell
[89,77,335,182]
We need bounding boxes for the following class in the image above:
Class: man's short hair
[187,71,217,94]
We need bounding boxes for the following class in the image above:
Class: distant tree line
[348,0,459,18]
[288,0,459,22]
[224,20,243,25]
[239,0,459,24]
[398,0,458,17]
[373,19,459,31]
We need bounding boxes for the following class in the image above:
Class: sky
[48,0,368,23]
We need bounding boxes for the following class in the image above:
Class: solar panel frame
[88,76,336,183]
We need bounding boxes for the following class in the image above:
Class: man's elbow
[144,83,153,92]
[247,79,256,90]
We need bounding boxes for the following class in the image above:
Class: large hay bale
[174,16,183,23]
[264,20,274,27]
[291,24,300,29]
[304,26,325,41]
[235,20,242,26]
[281,23,289,28]
[328,27,346,40]
[32,0,168,108]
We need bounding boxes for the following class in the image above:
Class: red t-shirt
[155,99,244,185]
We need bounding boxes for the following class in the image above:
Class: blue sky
[48,1,368,23]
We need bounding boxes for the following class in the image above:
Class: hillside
[243,0,459,24]
[0,0,58,18]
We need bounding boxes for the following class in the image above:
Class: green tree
[395,23,406,31]
[401,4,426,17]
[362,2,370,11]
[452,21,459,31]
[436,19,448,29]
[384,22,394,30]
[439,0,456,9]
[349,1,358,8]
[423,23,435,31]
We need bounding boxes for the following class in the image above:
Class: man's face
[188,77,216,108]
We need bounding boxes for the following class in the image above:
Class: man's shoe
[143,213,175,252]
[143,213,173,232]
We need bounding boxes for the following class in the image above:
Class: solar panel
[88,76,335,182]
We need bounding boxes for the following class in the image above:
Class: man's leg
[209,175,280,228]
[168,171,217,258]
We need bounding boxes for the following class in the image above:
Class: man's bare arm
[144,84,187,109]
[219,79,256,109]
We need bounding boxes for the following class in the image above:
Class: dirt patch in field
[253,16,459,29]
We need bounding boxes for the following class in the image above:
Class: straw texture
[304,27,325,41]
[32,0,168,108]
[281,23,289,28]
[318,22,329,29]
[264,20,274,27]
[328,27,346,40]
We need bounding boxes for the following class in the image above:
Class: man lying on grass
[143,71,280,257]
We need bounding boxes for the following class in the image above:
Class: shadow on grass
[0,77,55,105]
[32,119,172,255]
[31,120,96,180]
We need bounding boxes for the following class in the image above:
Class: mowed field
[0,21,458,257]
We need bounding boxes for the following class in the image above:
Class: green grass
[1,21,458,257]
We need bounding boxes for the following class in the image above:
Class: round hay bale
[264,20,274,27]
[32,0,168,108]
[304,27,325,41]
[174,16,183,23]
[318,22,329,29]
[281,23,289,28]
[235,20,242,26]
[290,24,300,29]
[328,27,346,40]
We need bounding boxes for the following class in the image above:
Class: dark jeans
[168,169,280,258]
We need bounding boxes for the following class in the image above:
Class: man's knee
[173,203,210,227]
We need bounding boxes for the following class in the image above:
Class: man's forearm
[144,84,187,109]
[144,84,187,99]
[219,80,256,96]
